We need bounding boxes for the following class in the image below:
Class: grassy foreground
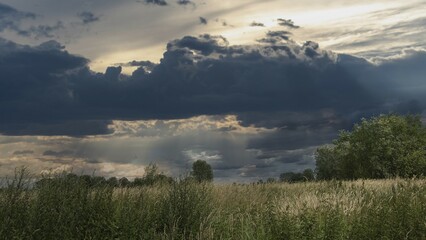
[0,173,425,240]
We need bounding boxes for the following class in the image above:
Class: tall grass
[0,169,425,239]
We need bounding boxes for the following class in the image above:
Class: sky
[0,0,426,182]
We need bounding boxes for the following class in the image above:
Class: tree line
[35,160,213,188]
[276,114,426,183]
[35,114,426,186]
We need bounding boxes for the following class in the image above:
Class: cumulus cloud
[0,38,112,136]
[0,32,425,139]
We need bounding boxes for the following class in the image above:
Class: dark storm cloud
[248,126,338,152]
[277,18,300,29]
[199,17,208,25]
[0,32,425,137]
[0,121,113,137]
[177,0,194,6]
[250,22,265,27]
[0,38,114,136]
[78,11,100,24]
[141,0,168,6]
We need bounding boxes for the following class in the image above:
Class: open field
[1,176,425,240]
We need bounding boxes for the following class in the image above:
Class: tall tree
[192,160,213,182]
[316,114,426,179]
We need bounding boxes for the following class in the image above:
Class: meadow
[0,171,425,240]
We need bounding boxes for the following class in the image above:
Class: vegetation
[279,169,315,183]
[0,168,425,239]
[316,114,426,180]
[2,114,426,239]
[191,160,214,182]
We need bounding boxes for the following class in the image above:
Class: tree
[119,177,130,187]
[316,114,426,180]
[106,177,118,187]
[302,169,315,181]
[280,172,300,183]
[143,163,159,185]
[192,160,213,182]
[279,169,315,183]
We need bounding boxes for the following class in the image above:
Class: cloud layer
[1,28,425,180]
[1,30,425,137]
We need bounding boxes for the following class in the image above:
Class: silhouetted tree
[266,177,276,183]
[280,172,303,183]
[192,160,213,182]
[106,177,118,187]
[132,177,145,187]
[119,177,130,187]
[92,176,106,186]
[302,169,315,181]
[79,175,93,187]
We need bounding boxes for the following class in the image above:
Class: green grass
[0,170,425,239]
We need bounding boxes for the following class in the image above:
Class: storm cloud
[177,0,194,6]
[0,31,424,139]
[142,0,168,6]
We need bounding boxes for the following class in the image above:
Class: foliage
[132,163,174,187]
[279,168,315,183]
[316,114,426,180]
[1,168,425,239]
[191,160,213,182]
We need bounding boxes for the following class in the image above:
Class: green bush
[316,114,426,180]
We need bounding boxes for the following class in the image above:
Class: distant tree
[106,177,118,187]
[66,173,79,181]
[315,146,342,180]
[119,177,130,187]
[192,160,213,182]
[266,177,276,183]
[316,114,426,180]
[144,163,159,185]
[133,177,145,187]
[279,172,305,183]
[302,169,315,181]
[79,175,93,187]
[92,176,106,186]
[154,174,174,185]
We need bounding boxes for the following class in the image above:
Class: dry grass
[0,172,425,239]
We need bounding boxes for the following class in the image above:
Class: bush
[316,114,426,180]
